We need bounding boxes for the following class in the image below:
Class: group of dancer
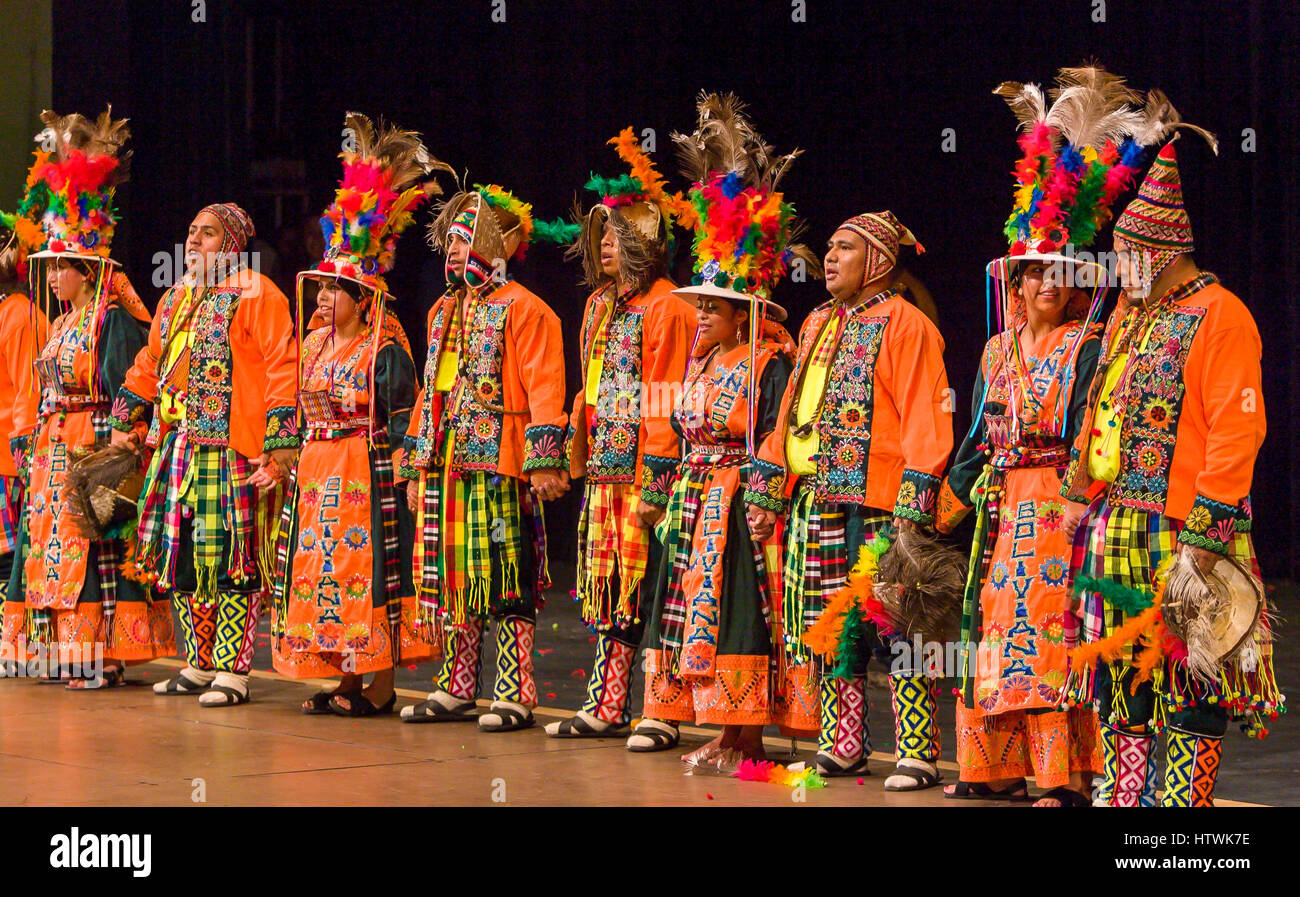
[0,65,1282,808]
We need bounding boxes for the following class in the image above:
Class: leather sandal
[478,703,534,732]
[329,692,396,718]
[944,779,1030,801]
[400,696,478,723]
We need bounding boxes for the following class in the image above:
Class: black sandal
[883,760,943,792]
[945,779,1030,801]
[400,696,478,723]
[627,722,680,752]
[154,671,210,695]
[478,704,534,732]
[546,715,630,738]
[815,752,872,778]
[302,691,351,714]
[1033,786,1092,807]
[37,664,75,684]
[199,684,249,707]
[329,692,396,718]
[67,665,125,690]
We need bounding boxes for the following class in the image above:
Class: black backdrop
[48,0,1299,577]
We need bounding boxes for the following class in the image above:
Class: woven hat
[1112,141,1193,282]
[1161,551,1265,683]
[838,210,924,285]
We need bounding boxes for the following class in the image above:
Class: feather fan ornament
[873,527,967,645]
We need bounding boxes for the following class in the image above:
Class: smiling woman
[1,107,164,689]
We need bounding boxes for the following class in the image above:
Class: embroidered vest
[1110,303,1206,513]
[157,283,243,447]
[801,306,888,503]
[586,301,646,484]
[445,291,511,473]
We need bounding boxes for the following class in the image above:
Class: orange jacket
[111,270,300,458]
[748,291,953,525]
[0,292,49,476]
[401,280,566,482]
[1063,278,1264,554]
[566,277,696,505]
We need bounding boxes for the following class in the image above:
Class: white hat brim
[986,253,1109,285]
[27,250,118,267]
[673,282,788,322]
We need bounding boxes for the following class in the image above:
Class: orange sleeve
[248,278,301,452]
[639,294,694,505]
[511,293,567,474]
[1177,311,1266,554]
[887,308,953,526]
[110,296,165,434]
[4,299,46,442]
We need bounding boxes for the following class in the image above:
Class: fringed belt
[50,395,109,412]
[683,447,747,469]
[988,443,1070,470]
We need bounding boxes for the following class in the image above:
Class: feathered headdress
[996,65,1218,263]
[24,106,130,263]
[312,111,451,293]
[427,182,536,290]
[537,126,690,294]
[670,91,821,318]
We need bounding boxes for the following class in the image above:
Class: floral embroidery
[109,385,151,432]
[1112,303,1206,513]
[743,457,787,511]
[1037,500,1064,531]
[447,294,510,473]
[1177,493,1240,555]
[1038,555,1068,587]
[812,311,887,504]
[640,453,679,506]
[341,526,369,551]
[894,468,941,526]
[522,424,566,472]
[588,304,646,483]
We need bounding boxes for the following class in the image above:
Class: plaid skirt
[1066,501,1282,732]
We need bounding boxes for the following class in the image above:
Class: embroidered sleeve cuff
[395,435,420,481]
[263,405,301,451]
[522,424,566,473]
[934,478,973,534]
[9,434,31,479]
[640,453,678,506]
[743,457,787,512]
[109,386,151,433]
[894,468,942,527]
[1178,494,1242,555]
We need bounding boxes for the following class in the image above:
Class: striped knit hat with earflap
[1112,140,1193,283]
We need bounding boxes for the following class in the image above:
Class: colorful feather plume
[316,111,450,287]
[997,65,1147,256]
[473,183,535,259]
[803,532,893,678]
[21,106,131,259]
[672,92,821,299]
[735,759,827,789]
[606,126,694,225]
